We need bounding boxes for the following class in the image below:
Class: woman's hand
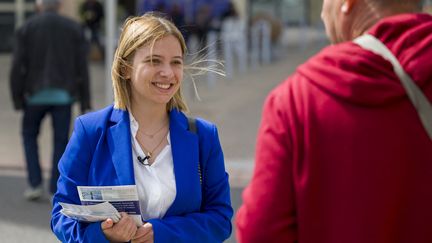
[131,222,154,243]
[101,212,138,242]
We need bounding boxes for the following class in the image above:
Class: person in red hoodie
[236,0,432,242]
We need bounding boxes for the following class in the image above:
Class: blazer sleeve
[51,118,109,243]
[148,124,233,243]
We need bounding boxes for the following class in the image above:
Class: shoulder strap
[187,116,202,185]
[187,116,197,134]
[354,34,432,140]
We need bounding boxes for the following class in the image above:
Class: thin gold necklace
[138,120,168,139]
[137,130,168,159]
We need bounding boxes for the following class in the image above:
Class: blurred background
[0,0,431,242]
[0,0,327,53]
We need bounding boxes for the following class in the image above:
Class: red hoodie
[236,13,432,243]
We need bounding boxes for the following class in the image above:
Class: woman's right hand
[101,212,137,242]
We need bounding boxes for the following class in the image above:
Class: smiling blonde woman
[51,12,233,243]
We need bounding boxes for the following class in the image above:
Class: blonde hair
[112,12,188,111]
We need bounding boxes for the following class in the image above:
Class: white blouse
[129,113,176,220]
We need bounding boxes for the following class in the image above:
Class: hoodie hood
[298,13,432,106]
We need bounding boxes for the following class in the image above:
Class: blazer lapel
[166,110,199,216]
[107,108,135,185]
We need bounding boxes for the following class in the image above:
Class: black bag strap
[187,116,197,134]
[187,116,202,185]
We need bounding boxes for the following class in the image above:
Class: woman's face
[128,35,183,108]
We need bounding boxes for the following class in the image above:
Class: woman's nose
[159,64,174,78]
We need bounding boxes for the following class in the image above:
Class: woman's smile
[152,81,173,91]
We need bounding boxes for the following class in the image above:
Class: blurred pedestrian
[169,2,186,30]
[236,0,432,242]
[9,0,91,201]
[138,0,167,14]
[210,0,232,31]
[194,1,213,48]
[220,0,238,20]
[80,0,104,61]
[51,12,232,242]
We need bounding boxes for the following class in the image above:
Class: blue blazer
[51,105,233,242]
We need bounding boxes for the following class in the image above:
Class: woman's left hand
[131,222,154,243]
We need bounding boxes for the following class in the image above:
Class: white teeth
[154,83,171,89]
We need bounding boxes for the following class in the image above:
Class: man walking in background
[9,0,91,201]
[80,0,104,61]
[236,0,432,242]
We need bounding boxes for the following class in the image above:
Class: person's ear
[122,65,131,80]
[341,0,356,14]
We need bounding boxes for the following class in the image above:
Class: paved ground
[0,27,327,242]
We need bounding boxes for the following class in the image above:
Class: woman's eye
[172,60,183,65]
